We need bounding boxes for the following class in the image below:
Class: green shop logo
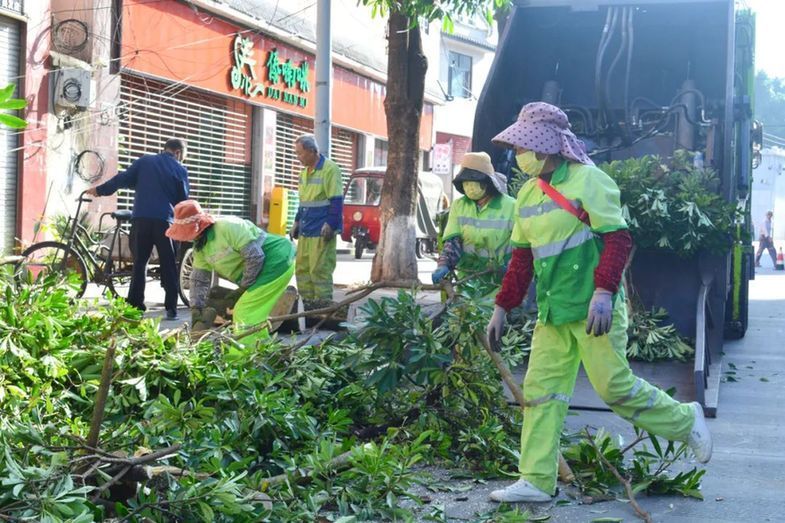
[230,34,310,108]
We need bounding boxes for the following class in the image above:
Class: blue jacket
[97,152,189,222]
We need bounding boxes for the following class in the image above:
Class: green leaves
[626,307,695,362]
[0,271,704,521]
[0,84,27,129]
[564,427,706,503]
[358,0,510,27]
[600,151,739,257]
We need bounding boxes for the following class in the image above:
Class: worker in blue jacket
[88,138,190,319]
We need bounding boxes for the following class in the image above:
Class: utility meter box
[54,68,92,109]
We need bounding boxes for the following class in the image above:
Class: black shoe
[165,309,179,320]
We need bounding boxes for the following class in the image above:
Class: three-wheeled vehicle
[341,167,448,259]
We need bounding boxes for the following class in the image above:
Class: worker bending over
[166,200,295,346]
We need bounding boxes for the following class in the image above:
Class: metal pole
[315,0,332,156]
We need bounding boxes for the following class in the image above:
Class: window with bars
[448,50,473,99]
[373,138,388,166]
[118,75,253,218]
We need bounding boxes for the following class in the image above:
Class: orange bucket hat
[165,200,216,242]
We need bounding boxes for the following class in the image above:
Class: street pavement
[100,246,439,327]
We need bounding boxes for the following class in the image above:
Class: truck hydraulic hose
[594,7,618,131]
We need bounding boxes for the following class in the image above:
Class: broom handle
[478,334,575,484]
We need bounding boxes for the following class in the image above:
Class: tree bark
[371,11,428,282]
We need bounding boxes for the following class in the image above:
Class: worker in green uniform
[289,134,343,314]
[485,102,713,503]
[432,152,515,287]
[166,200,295,347]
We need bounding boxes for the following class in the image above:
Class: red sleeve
[495,247,534,312]
[595,229,633,293]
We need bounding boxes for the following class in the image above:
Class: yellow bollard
[268,186,289,235]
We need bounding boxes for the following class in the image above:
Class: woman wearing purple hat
[485,102,712,503]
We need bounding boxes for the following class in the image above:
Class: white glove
[586,289,613,336]
[486,305,507,351]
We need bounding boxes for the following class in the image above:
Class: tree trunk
[371,11,427,283]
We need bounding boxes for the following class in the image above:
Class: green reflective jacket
[192,216,295,288]
[511,162,627,325]
[443,193,516,273]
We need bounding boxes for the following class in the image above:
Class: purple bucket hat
[492,102,594,165]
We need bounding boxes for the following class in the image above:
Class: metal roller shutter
[118,75,253,218]
[0,16,20,252]
[274,113,358,224]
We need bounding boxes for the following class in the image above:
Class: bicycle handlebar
[78,190,94,203]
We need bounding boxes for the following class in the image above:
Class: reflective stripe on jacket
[443,193,516,273]
[297,155,343,237]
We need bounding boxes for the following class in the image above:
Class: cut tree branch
[584,428,653,523]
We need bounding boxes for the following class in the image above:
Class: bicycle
[16,190,190,305]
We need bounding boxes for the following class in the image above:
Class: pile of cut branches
[0,271,704,522]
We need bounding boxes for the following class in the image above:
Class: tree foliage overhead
[358,0,503,27]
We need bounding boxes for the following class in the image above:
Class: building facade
[423,14,498,202]
[0,0,26,252]
[4,0,501,251]
[4,0,438,250]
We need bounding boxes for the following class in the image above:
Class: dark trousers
[128,218,179,312]
[756,235,777,267]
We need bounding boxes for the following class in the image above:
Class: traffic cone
[777,248,785,271]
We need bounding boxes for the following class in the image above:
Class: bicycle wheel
[96,226,134,298]
[178,247,193,307]
[17,241,89,297]
[103,258,133,298]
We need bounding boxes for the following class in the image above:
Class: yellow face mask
[516,151,546,176]
[463,181,487,201]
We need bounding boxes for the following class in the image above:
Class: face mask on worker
[516,151,547,176]
[463,181,487,200]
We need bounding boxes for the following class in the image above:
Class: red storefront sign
[119,0,433,149]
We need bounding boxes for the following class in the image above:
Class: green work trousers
[233,263,295,347]
[296,236,336,303]
[519,296,695,495]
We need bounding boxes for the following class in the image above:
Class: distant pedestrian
[289,134,343,313]
[88,138,189,319]
[755,211,777,268]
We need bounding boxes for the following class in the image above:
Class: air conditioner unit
[55,68,91,109]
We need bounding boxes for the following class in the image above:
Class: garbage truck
[474,0,760,415]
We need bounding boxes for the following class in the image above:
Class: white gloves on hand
[486,305,507,351]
